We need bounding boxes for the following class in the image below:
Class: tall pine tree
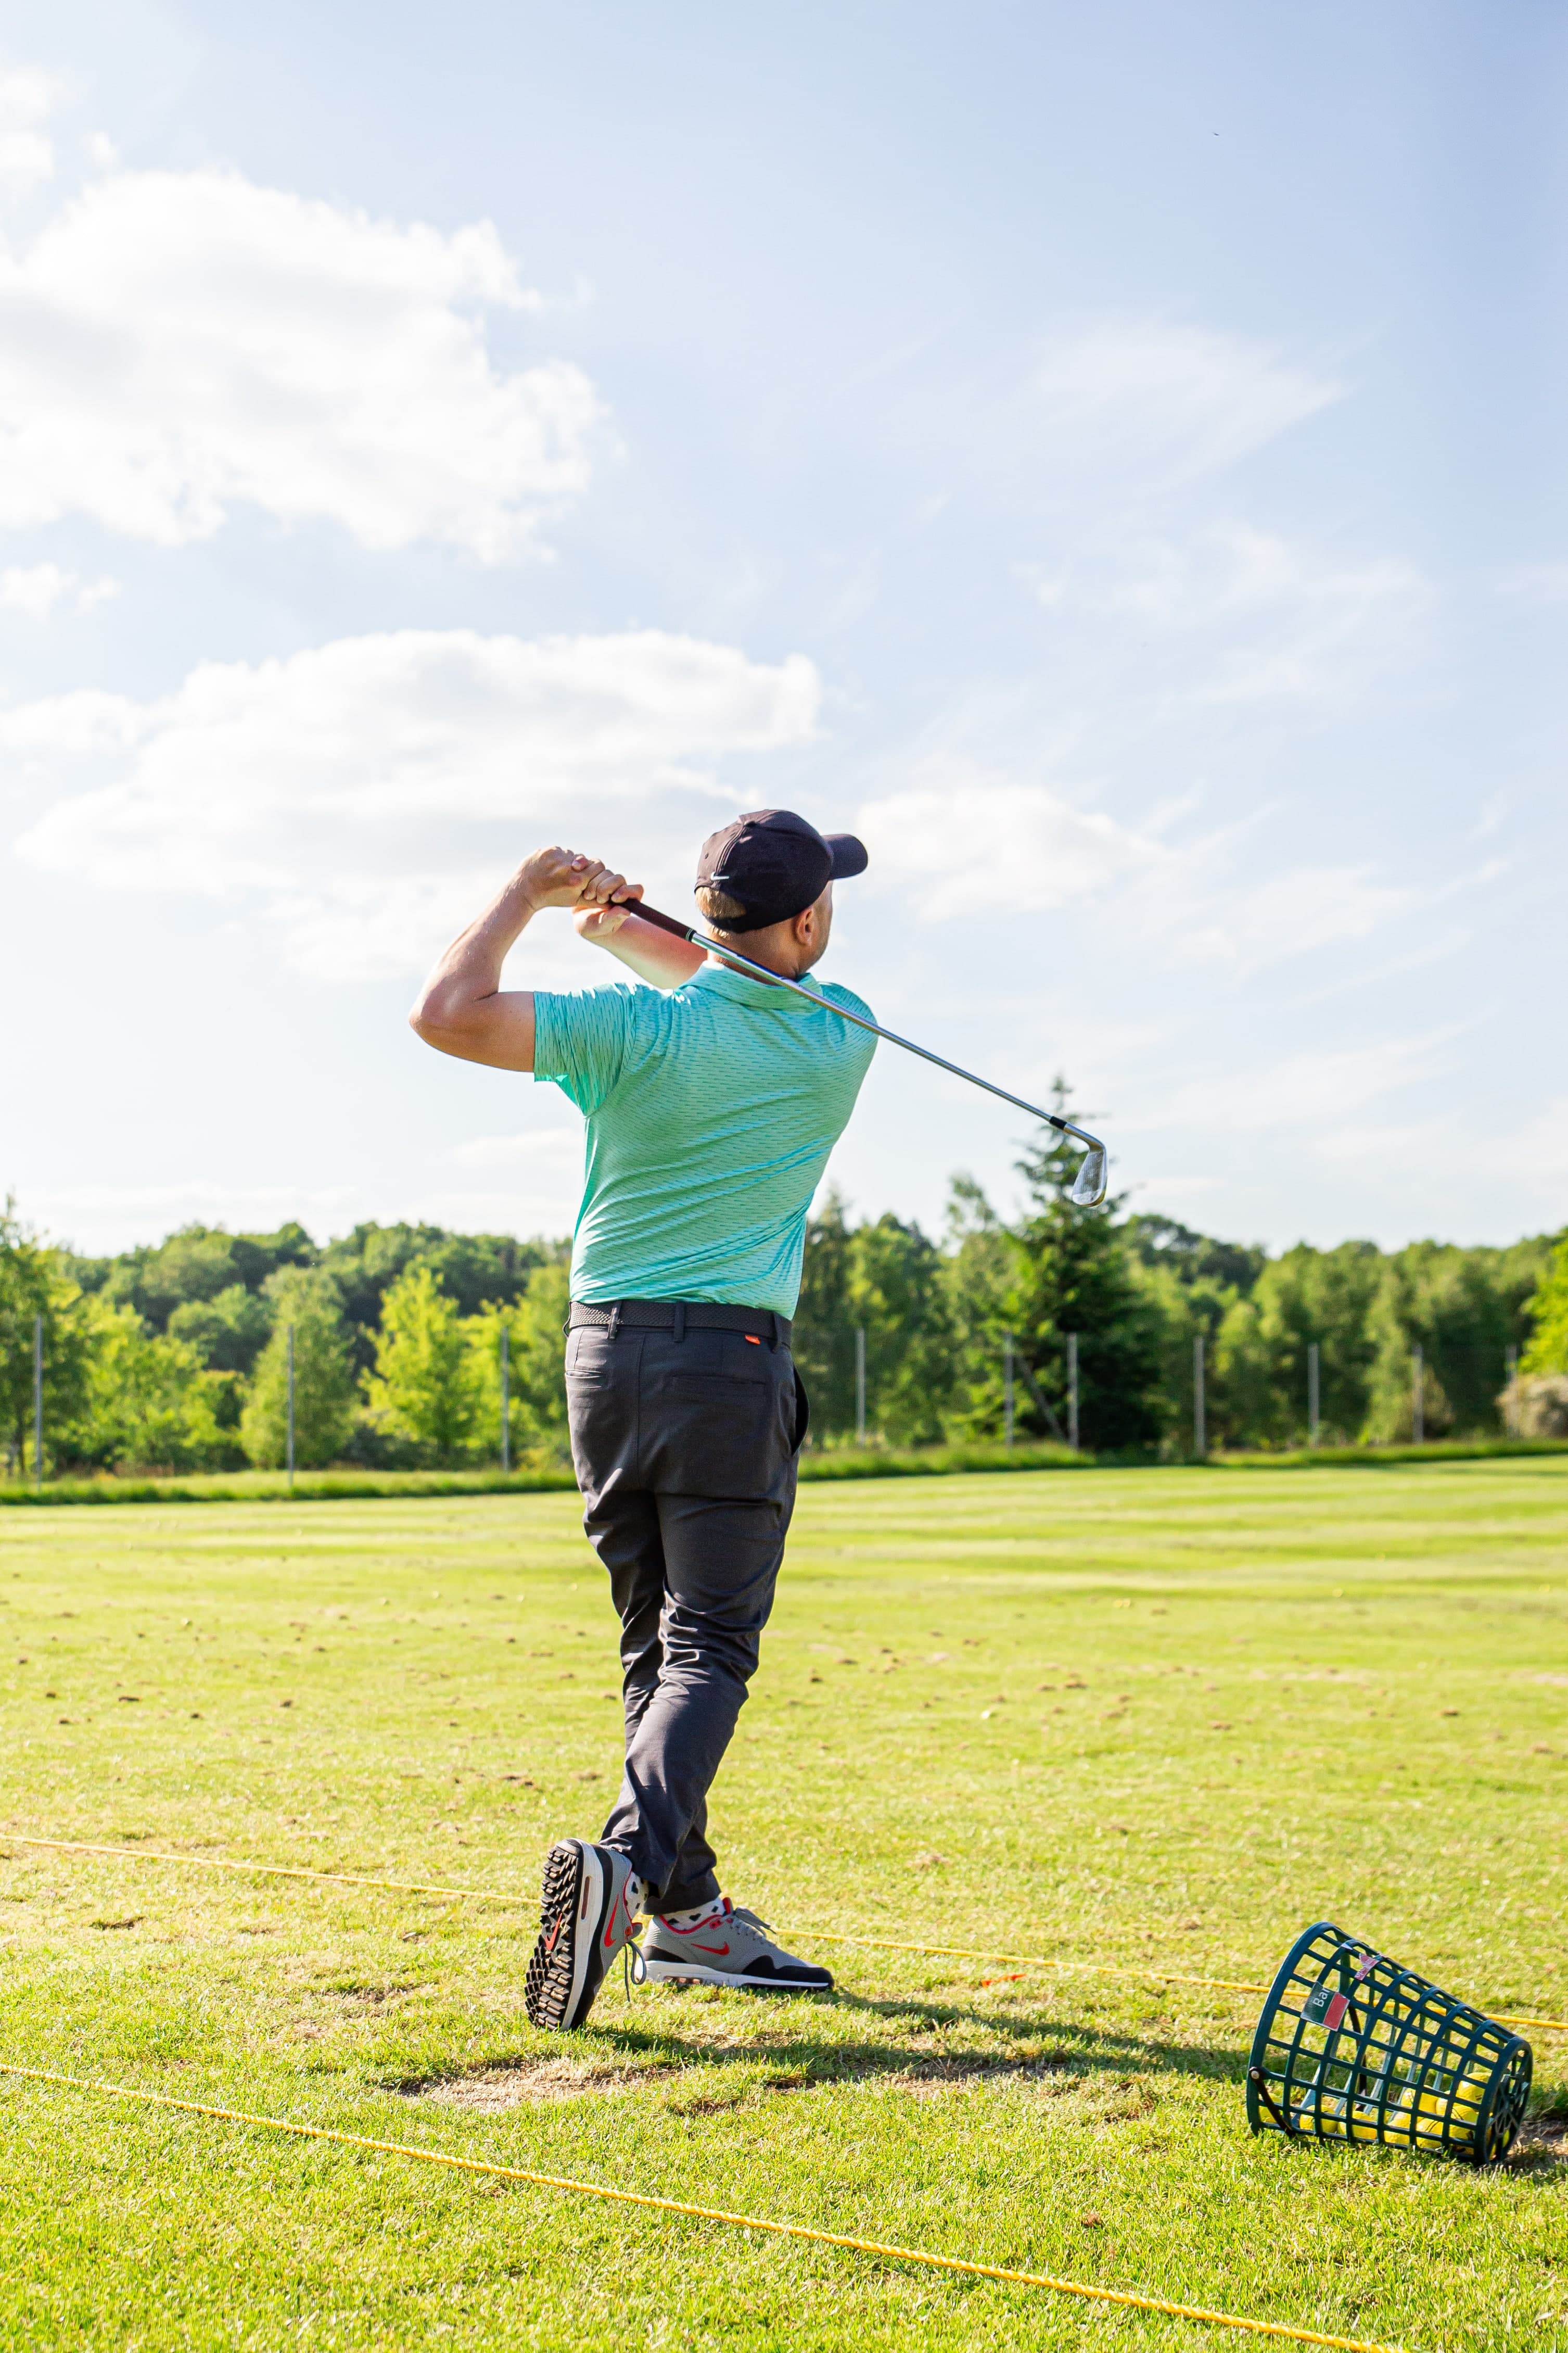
[1010,1082,1166,1452]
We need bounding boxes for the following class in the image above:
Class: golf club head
[1068,1145,1107,1209]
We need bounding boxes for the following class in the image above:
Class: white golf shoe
[638,1896,833,1994]
[525,1839,643,2031]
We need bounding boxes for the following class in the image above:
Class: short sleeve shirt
[531,960,877,1315]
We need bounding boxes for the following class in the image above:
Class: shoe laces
[622,1924,646,1997]
[715,1905,792,1962]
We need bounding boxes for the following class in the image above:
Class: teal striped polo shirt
[531,960,877,1315]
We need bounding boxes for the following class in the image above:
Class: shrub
[68,1298,225,1473]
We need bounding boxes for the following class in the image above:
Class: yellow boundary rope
[0,2061,1405,2352]
[7,1833,1565,2033]
[7,1832,513,1905]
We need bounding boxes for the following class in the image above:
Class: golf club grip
[623,900,696,942]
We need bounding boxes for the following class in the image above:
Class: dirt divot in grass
[396,2056,658,2108]
[838,2053,1080,2097]
[394,2043,1090,2112]
[1510,2114,1568,2169]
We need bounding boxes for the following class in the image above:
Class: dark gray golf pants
[564,1301,807,1913]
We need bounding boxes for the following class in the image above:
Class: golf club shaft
[622,900,1105,1160]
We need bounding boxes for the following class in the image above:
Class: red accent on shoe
[662,1908,727,1938]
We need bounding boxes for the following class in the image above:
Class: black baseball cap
[695,808,869,933]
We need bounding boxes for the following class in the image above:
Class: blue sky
[2,1,1564,1258]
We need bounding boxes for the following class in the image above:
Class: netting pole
[1066,1332,1079,1451]
[500,1324,511,1473]
[854,1326,866,1446]
[1412,1343,1423,1445]
[1307,1340,1320,1447]
[1505,1343,1518,1437]
[286,1325,296,1492]
[1193,1332,1206,1459]
[32,1312,43,1491]
[1002,1332,1014,1447]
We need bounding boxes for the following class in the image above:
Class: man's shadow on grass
[400,1998,1568,2177]
[429,1987,1249,2095]
[397,1989,1568,2169]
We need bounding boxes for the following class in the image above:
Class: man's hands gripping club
[409,847,702,1072]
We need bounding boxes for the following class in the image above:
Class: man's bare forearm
[409,847,636,1072]
[416,868,538,1020]
[576,906,706,990]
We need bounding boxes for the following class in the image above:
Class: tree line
[4,1095,1566,1475]
[791,1109,1565,1451]
[0,1210,572,1476]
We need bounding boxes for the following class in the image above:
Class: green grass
[3,1461,1567,2350]
[0,1441,1078,1510]
[5,1435,1566,1510]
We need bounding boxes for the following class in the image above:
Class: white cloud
[439,1132,591,1232]
[855,766,1426,983]
[1487,563,1568,607]
[258,869,522,989]
[1021,523,1431,707]
[1127,1174,1225,1203]
[411,1187,582,1239]
[0,67,53,188]
[1180,862,1422,972]
[1053,522,1417,631]
[25,1173,583,1254]
[1154,1028,1467,1132]
[1012,328,1426,720]
[0,562,118,616]
[32,1180,362,1255]
[0,167,602,555]
[1033,320,1342,487]
[1509,1097,1568,1180]
[450,1129,584,1172]
[1197,553,1430,707]
[0,684,143,751]
[858,771,1166,919]
[8,626,821,978]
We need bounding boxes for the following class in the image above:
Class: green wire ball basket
[1247,1919,1532,2165]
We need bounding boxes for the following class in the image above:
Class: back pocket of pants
[647,1338,792,1496]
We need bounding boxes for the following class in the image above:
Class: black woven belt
[568,1298,792,1347]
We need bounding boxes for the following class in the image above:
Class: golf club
[625,900,1110,1208]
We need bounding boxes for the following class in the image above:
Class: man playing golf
[410,810,875,2029]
